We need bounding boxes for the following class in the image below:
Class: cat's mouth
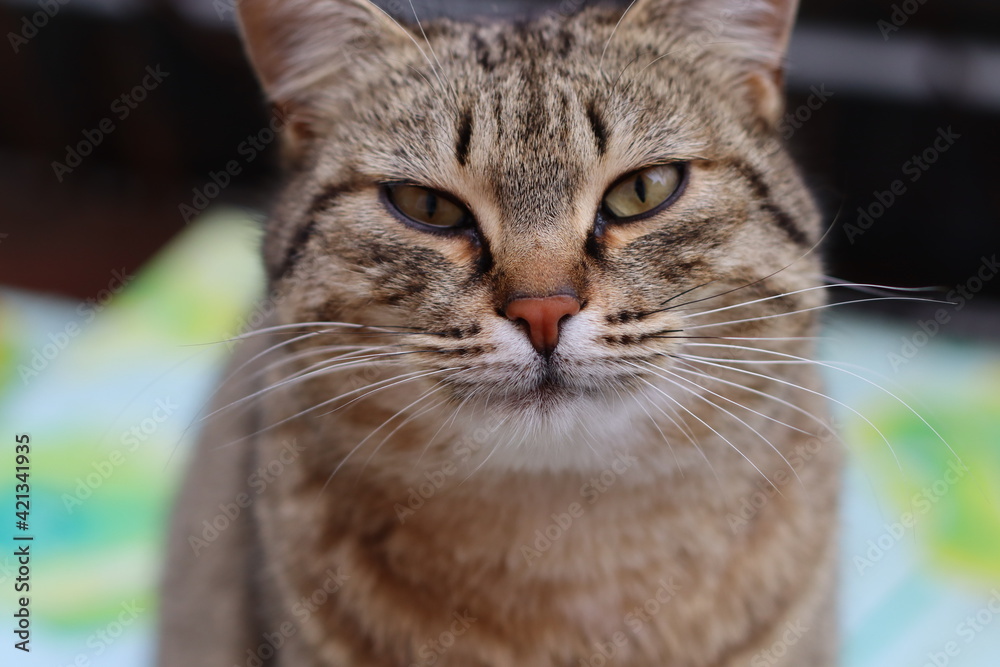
[444,355,639,411]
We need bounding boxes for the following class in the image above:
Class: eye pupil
[602,164,684,220]
[634,174,647,203]
[384,183,469,231]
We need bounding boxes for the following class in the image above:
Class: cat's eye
[384,183,470,230]
[602,164,685,220]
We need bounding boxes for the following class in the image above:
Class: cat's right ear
[629,0,800,127]
[236,0,415,159]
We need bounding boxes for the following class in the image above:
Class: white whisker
[681,284,951,319]
[681,296,949,331]
[669,357,835,436]
[599,0,640,74]
[625,362,774,486]
[215,367,459,450]
[680,343,968,471]
[674,353,903,470]
[639,360,800,484]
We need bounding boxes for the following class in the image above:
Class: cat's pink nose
[504,295,581,355]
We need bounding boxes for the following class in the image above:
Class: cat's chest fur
[248,377,838,667]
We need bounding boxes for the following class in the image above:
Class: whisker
[371,2,450,98]
[649,335,824,342]
[203,349,431,420]
[358,392,451,478]
[821,276,946,295]
[642,359,813,438]
[194,320,419,345]
[638,360,801,484]
[680,343,969,471]
[668,357,836,437]
[627,385,686,475]
[624,362,775,486]
[217,367,463,452]
[317,385,448,498]
[643,391,731,506]
[599,0,640,74]
[680,297,951,331]
[406,0,459,102]
[681,285,951,319]
[646,200,848,316]
[673,353,903,470]
[416,392,473,465]
[248,344,396,382]
[266,348,424,384]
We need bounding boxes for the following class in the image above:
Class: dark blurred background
[1,0,998,317]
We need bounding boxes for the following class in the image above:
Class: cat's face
[240,0,823,459]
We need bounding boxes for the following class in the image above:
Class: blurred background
[0,0,998,665]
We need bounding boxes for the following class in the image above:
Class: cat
[158,0,840,665]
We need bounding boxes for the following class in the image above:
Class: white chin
[453,389,651,473]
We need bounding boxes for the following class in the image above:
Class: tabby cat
[158,0,840,665]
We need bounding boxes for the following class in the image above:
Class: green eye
[603,164,684,219]
[385,183,469,230]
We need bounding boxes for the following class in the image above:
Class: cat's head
[236,0,823,468]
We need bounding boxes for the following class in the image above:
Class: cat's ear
[236,0,414,157]
[635,0,799,126]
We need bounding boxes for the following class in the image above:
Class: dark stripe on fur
[272,220,317,283]
[456,109,473,166]
[272,183,352,281]
[307,183,351,216]
[730,160,811,248]
[586,101,608,156]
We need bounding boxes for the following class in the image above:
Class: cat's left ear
[636,0,800,126]
[236,0,417,159]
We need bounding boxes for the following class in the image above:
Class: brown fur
[158,1,840,665]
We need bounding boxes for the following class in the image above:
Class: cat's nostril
[504,295,582,355]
